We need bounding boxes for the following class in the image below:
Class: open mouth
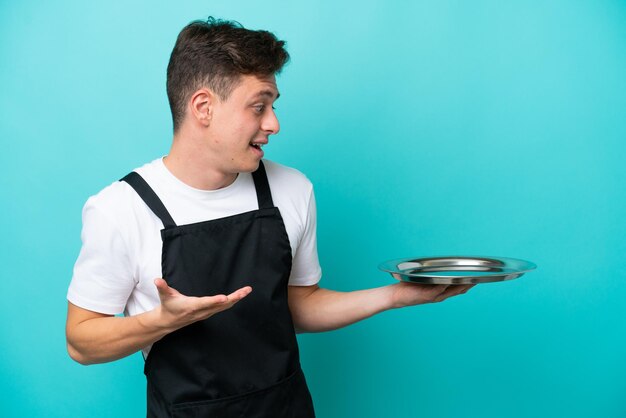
[249,142,265,157]
[250,141,267,151]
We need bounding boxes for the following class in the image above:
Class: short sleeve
[288,188,322,286]
[67,198,136,314]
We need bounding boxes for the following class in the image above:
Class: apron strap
[251,160,274,209]
[120,172,177,228]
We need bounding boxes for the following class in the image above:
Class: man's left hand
[389,281,475,309]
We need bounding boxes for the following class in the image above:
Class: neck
[164,133,237,191]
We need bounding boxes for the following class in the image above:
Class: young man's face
[207,74,280,174]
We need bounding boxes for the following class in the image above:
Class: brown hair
[166,17,290,132]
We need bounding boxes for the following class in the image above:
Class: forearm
[289,281,474,333]
[289,285,396,333]
[66,304,173,365]
[66,282,251,365]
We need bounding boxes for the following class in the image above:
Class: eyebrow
[254,90,280,100]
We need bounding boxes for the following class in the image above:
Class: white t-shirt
[68,158,322,322]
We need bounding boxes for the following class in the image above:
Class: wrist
[378,284,403,311]
[386,282,414,309]
[137,307,176,338]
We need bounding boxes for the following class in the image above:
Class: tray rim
[378,255,537,284]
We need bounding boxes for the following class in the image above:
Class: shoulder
[262,160,316,237]
[82,159,161,224]
[84,180,135,220]
[263,160,313,199]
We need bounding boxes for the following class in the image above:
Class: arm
[288,282,473,333]
[66,193,252,365]
[66,278,251,365]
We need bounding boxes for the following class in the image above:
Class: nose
[261,108,280,135]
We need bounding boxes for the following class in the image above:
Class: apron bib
[121,161,315,418]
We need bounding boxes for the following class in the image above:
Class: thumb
[154,278,179,300]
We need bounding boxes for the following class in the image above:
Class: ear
[188,88,214,127]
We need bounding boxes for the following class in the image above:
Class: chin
[238,159,261,173]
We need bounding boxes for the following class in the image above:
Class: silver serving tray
[379,256,537,285]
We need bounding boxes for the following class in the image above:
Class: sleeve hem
[67,291,125,316]
[287,271,322,287]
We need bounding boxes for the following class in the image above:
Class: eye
[253,104,265,114]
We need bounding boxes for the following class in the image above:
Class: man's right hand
[66,280,252,365]
[153,278,252,332]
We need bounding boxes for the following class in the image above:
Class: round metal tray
[379,256,537,285]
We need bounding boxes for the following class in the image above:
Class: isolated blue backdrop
[1,1,625,417]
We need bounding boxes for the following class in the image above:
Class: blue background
[2,1,625,417]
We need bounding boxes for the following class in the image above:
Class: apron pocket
[170,369,314,418]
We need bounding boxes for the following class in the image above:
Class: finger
[226,286,253,302]
[154,278,180,299]
[206,288,252,313]
[409,283,449,302]
[195,294,229,307]
[456,284,475,294]
[190,297,238,320]
[194,287,251,310]
[436,284,475,301]
[432,284,450,297]
[461,284,476,293]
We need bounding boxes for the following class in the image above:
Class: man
[66,18,473,417]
